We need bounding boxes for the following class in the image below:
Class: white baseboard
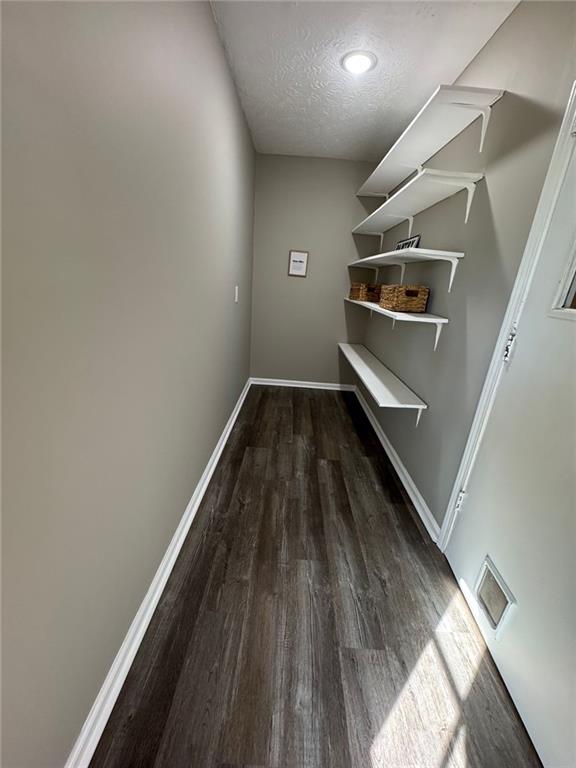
[64,378,252,768]
[249,376,355,392]
[353,388,441,544]
[66,376,436,767]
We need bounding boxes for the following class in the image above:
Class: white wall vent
[475,556,515,634]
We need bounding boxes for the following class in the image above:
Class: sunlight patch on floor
[369,638,460,767]
[368,593,485,768]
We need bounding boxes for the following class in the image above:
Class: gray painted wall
[2,3,254,766]
[251,155,373,382]
[356,0,576,526]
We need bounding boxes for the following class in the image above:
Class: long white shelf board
[338,343,426,423]
[344,297,448,325]
[348,246,464,269]
[358,84,503,197]
[348,247,464,292]
[353,168,483,236]
[345,297,447,350]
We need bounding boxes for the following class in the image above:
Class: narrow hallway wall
[2,3,254,766]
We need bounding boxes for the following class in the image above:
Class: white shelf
[345,297,448,326]
[345,297,447,350]
[338,343,426,425]
[348,247,465,292]
[358,85,503,196]
[353,168,483,237]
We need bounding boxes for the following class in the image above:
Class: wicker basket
[349,282,382,303]
[379,284,429,313]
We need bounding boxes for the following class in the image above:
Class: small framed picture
[288,249,309,277]
[396,234,421,250]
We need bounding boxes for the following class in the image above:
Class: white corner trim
[64,378,252,768]
[437,80,576,553]
[249,376,356,391]
[353,387,440,543]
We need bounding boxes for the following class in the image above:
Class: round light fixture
[341,50,377,75]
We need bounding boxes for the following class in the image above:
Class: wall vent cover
[475,556,515,632]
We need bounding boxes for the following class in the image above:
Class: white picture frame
[288,250,309,277]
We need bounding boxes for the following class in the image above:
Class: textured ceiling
[212,1,517,161]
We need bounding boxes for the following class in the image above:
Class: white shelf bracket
[392,318,397,329]
[406,216,414,238]
[415,409,423,427]
[379,233,385,251]
[464,183,476,223]
[433,323,443,351]
[399,263,407,285]
[451,103,493,152]
[447,258,458,292]
[478,105,492,152]
[432,177,479,224]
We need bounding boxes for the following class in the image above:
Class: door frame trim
[438,81,576,551]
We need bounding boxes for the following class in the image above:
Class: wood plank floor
[90,386,542,768]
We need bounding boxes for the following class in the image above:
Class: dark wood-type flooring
[91,386,542,768]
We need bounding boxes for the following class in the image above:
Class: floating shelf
[353,168,483,237]
[345,298,448,350]
[338,343,426,425]
[358,84,503,197]
[348,247,465,292]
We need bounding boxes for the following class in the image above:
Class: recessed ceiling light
[341,50,377,75]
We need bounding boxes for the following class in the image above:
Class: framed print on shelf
[396,234,421,250]
[288,249,309,277]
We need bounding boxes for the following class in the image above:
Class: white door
[445,89,576,767]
